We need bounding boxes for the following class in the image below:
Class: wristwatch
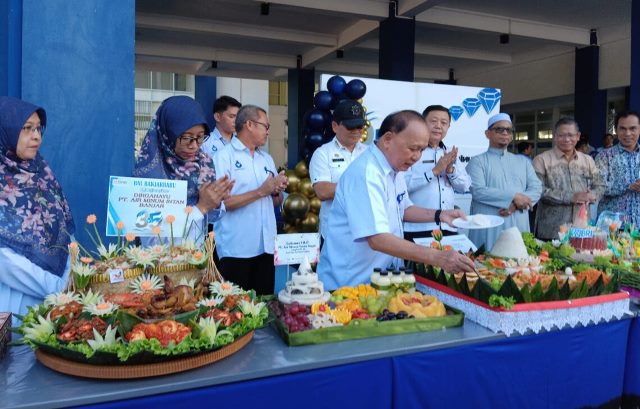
[434,209,442,226]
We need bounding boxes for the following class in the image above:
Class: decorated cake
[278,257,330,305]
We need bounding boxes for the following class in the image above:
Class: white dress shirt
[213,137,278,259]
[404,142,471,233]
[309,137,368,238]
[317,146,412,290]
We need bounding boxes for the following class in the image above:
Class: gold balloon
[360,129,368,143]
[283,193,310,220]
[294,160,309,178]
[366,120,371,128]
[300,213,319,233]
[309,197,321,214]
[299,178,315,198]
[362,105,367,112]
[357,98,363,104]
[284,224,298,233]
[285,170,301,193]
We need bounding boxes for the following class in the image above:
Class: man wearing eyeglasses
[466,113,542,250]
[212,105,288,295]
[201,96,241,158]
[532,118,604,240]
[310,100,369,242]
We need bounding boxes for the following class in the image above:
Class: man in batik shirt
[596,111,640,226]
[533,118,604,240]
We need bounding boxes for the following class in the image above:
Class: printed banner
[106,176,188,237]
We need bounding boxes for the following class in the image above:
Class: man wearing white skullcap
[466,113,542,250]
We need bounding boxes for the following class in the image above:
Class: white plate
[451,214,504,229]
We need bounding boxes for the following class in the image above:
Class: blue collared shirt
[201,127,232,159]
[213,137,278,258]
[317,146,412,290]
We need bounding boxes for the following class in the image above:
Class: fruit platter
[414,227,630,336]
[271,276,463,346]
[14,273,268,378]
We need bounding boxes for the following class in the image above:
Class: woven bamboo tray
[149,263,205,283]
[34,330,254,379]
[88,267,145,294]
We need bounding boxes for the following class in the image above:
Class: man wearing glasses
[213,105,288,295]
[466,113,542,250]
[310,99,369,242]
[532,118,604,240]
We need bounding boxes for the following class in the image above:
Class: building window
[269,81,288,106]
[511,109,554,155]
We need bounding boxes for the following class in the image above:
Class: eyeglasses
[179,133,209,146]
[252,120,270,131]
[21,125,45,136]
[556,133,578,139]
[490,126,514,134]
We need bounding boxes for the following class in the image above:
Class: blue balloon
[327,76,347,96]
[307,109,325,131]
[345,79,366,100]
[314,91,334,111]
[322,110,333,127]
[305,132,324,150]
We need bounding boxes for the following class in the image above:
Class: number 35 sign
[106,176,188,237]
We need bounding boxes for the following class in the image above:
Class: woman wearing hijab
[134,96,233,244]
[0,96,76,323]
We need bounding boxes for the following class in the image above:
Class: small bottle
[402,267,416,287]
[377,270,391,293]
[391,270,404,285]
[370,267,382,286]
[398,266,407,281]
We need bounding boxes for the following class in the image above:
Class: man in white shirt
[213,105,288,295]
[317,110,475,290]
[201,95,241,158]
[404,105,471,241]
[310,99,368,241]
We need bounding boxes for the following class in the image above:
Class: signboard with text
[274,233,321,266]
[106,176,188,237]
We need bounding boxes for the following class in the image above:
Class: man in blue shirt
[201,96,241,158]
[317,110,475,290]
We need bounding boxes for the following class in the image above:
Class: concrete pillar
[13,0,135,248]
[574,46,607,148]
[287,68,314,167]
[195,76,217,131]
[379,10,415,82]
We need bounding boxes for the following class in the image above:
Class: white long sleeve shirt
[404,143,471,233]
[0,247,71,326]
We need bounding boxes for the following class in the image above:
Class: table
[2,316,632,409]
[623,304,640,409]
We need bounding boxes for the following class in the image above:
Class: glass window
[151,72,172,90]
[174,74,187,91]
[135,71,151,89]
[538,128,553,140]
[269,81,288,106]
[537,110,552,122]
